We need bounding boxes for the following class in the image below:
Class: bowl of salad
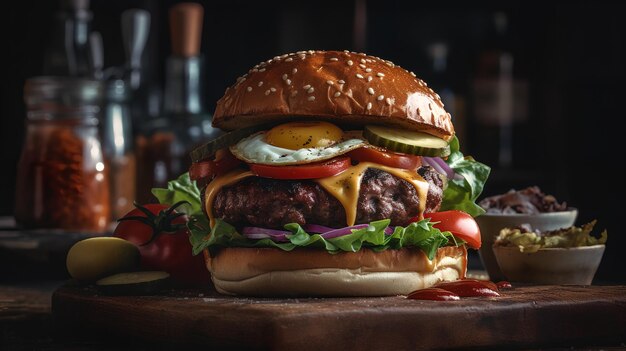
[492,221,607,285]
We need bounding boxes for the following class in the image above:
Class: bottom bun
[205,246,467,297]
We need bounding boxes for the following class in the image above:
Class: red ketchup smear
[496,281,512,289]
[407,279,505,301]
[407,288,461,301]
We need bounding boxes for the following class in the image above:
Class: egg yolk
[265,121,344,150]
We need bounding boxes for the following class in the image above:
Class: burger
[186,50,490,296]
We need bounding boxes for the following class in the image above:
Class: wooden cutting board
[52,284,626,350]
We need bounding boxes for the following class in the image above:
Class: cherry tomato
[421,210,482,249]
[348,146,422,170]
[190,149,242,186]
[250,157,350,179]
[113,202,209,285]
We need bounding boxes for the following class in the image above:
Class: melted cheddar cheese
[314,162,429,226]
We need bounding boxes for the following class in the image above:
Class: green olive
[66,237,140,282]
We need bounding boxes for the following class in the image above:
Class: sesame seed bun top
[213,50,454,140]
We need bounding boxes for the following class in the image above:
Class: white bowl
[475,208,578,281]
[493,245,605,285]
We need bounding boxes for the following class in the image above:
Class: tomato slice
[348,146,422,170]
[189,149,242,184]
[250,157,350,179]
[423,210,482,249]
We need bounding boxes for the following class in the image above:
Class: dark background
[2,0,625,282]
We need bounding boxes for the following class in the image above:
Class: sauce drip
[407,279,507,301]
[407,288,460,301]
[496,281,512,289]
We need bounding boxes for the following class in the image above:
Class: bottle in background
[43,0,93,77]
[135,3,222,204]
[101,79,136,223]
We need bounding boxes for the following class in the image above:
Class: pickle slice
[363,125,450,157]
[190,125,266,162]
[96,271,170,295]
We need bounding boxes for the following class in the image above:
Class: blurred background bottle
[43,0,92,77]
[135,2,222,203]
[101,79,135,223]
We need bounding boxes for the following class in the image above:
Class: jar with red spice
[15,77,111,233]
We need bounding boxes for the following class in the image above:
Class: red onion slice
[423,156,456,180]
[302,224,336,233]
[242,227,290,242]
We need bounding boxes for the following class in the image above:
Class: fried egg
[230,122,366,165]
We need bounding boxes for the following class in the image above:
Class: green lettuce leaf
[151,173,203,216]
[188,215,461,260]
[440,136,491,217]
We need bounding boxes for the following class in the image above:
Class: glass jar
[15,77,110,233]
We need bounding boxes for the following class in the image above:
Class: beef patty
[210,166,443,229]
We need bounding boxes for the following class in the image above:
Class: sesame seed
[270,87,276,92]
[297,50,306,54]
[246,87,252,92]
[285,58,293,62]
[386,98,393,105]
[347,60,353,66]
[258,81,264,87]
[377,72,385,77]
[343,50,350,53]
[282,74,288,80]
[367,76,373,82]
[303,84,311,90]
[286,79,292,85]
[291,91,298,97]
[334,91,341,97]
[308,96,316,101]
[356,73,364,79]
[273,56,281,61]
[308,50,315,54]
[360,58,366,64]
[267,59,273,64]
[338,80,345,84]
[367,87,375,95]
[359,64,366,69]
[292,68,298,74]
[365,68,372,73]
[307,87,315,93]
[281,54,289,58]
[237,77,245,82]
[330,58,339,61]
[410,71,416,77]
[377,95,384,101]
[252,68,259,72]
[259,68,266,72]
[367,102,372,110]
[326,80,334,85]
[265,89,271,95]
